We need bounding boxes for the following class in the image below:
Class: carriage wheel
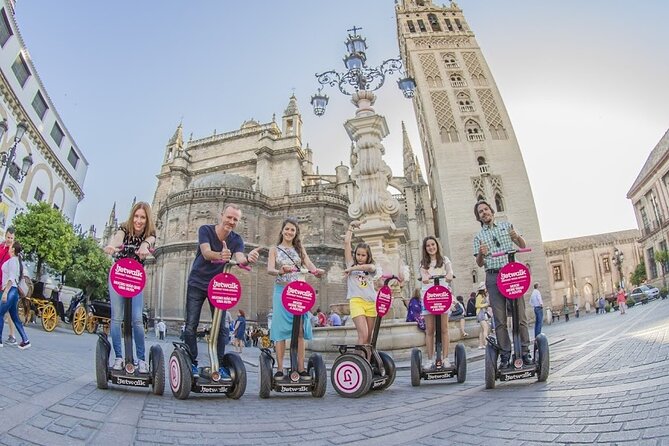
[72,305,87,335]
[86,312,98,334]
[41,303,58,332]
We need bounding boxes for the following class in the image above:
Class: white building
[0,1,87,232]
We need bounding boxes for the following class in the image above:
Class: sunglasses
[492,236,501,248]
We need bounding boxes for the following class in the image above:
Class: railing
[445,62,459,68]
[459,105,474,112]
[478,164,489,175]
[467,133,485,142]
[450,80,467,87]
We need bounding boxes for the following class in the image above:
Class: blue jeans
[109,280,145,361]
[533,306,543,337]
[185,285,229,365]
[0,287,28,342]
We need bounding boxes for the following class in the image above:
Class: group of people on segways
[95,199,548,398]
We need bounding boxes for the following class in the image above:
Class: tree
[63,231,111,300]
[13,201,77,279]
[630,261,647,287]
[654,250,669,289]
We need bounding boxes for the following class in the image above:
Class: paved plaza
[0,300,668,445]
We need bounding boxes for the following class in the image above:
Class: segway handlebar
[381,274,401,286]
[491,247,532,258]
[211,259,252,271]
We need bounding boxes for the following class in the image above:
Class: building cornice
[0,71,84,200]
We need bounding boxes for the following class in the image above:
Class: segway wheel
[410,348,422,387]
[331,354,373,398]
[485,343,498,389]
[536,333,550,382]
[169,348,192,400]
[259,352,273,399]
[455,343,467,384]
[150,345,165,396]
[309,354,327,398]
[223,353,247,400]
[95,337,109,390]
[375,351,396,391]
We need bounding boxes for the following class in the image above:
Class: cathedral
[137,96,431,325]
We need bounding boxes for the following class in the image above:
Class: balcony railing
[450,80,467,87]
[459,105,474,112]
[478,164,489,175]
[467,133,485,142]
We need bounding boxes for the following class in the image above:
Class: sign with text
[208,273,242,310]
[496,262,531,300]
[375,286,392,318]
[281,280,316,316]
[109,258,146,298]
[423,285,452,315]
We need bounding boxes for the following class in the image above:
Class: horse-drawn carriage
[18,281,89,334]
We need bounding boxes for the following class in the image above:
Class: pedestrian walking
[232,310,247,353]
[617,287,627,315]
[158,319,166,340]
[0,241,30,349]
[529,283,544,337]
[0,227,17,345]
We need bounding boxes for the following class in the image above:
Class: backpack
[18,275,32,299]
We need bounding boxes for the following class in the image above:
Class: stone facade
[140,96,433,327]
[543,230,640,311]
[395,0,550,312]
[0,2,87,232]
[627,128,669,289]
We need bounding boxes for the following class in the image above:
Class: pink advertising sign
[281,280,316,316]
[496,262,531,300]
[109,258,146,298]
[208,273,242,310]
[375,286,392,318]
[423,285,453,315]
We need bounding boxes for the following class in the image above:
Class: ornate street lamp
[0,119,33,202]
[311,26,415,116]
[612,247,625,289]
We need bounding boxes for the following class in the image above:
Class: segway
[411,275,466,386]
[96,248,164,395]
[169,261,248,399]
[259,269,327,398]
[330,275,400,398]
[485,248,549,389]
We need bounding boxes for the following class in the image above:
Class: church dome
[190,173,253,189]
[240,119,260,129]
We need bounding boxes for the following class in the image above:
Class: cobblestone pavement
[0,300,668,445]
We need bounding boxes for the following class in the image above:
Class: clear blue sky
[14,0,669,241]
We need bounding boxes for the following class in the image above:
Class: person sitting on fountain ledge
[343,220,382,355]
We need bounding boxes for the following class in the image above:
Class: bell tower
[396,1,549,301]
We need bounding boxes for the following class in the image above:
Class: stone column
[345,90,408,319]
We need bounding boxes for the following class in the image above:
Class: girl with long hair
[267,218,324,380]
[419,236,454,370]
[344,220,381,345]
[0,241,30,349]
[103,201,156,373]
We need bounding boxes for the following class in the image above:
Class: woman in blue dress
[267,218,324,380]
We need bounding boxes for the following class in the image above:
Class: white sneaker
[138,360,149,374]
[112,358,123,370]
[422,359,433,370]
[442,358,452,368]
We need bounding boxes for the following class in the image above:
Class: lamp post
[612,247,625,290]
[311,27,416,317]
[311,26,415,221]
[0,119,33,202]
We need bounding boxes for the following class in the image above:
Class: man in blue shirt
[473,200,530,369]
[185,204,259,378]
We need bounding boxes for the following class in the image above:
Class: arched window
[444,53,458,68]
[428,14,441,32]
[450,73,466,87]
[465,120,484,141]
[457,92,474,112]
[472,269,478,284]
[440,125,459,143]
[495,193,505,212]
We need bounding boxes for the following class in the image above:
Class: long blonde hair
[120,201,156,238]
